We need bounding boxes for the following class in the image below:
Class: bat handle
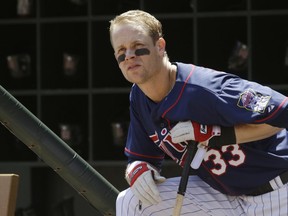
[173,141,198,216]
[190,143,207,169]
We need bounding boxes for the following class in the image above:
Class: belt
[246,171,288,196]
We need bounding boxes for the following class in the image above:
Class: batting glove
[170,121,221,146]
[125,161,166,205]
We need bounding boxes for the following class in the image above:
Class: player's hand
[125,161,166,205]
[170,121,221,145]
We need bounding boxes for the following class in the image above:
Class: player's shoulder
[175,62,239,85]
[130,83,142,95]
[129,84,145,104]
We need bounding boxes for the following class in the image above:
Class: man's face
[110,23,163,85]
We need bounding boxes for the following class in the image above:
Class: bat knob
[190,144,207,169]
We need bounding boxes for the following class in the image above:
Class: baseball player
[109,10,288,215]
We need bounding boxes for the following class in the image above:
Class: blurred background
[0,0,288,215]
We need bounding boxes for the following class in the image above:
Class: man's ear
[157,37,166,54]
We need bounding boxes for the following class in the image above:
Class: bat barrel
[0,85,119,216]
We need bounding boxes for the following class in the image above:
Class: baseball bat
[172,141,198,216]
[0,85,119,216]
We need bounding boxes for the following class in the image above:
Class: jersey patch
[237,88,271,113]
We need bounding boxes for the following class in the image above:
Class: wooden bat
[172,141,198,216]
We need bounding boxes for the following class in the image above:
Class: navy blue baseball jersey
[124,62,288,196]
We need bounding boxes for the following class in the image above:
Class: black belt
[246,171,288,196]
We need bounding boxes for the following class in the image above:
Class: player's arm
[170,121,283,147]
[234,123,282,144]
[125,94,167,205]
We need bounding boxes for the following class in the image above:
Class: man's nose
[125,49,136,60]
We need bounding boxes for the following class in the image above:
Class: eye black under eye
[117,54,126,64]
[135,48,150,56]
[116,48,151,64]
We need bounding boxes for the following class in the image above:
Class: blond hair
[109,10,163,44]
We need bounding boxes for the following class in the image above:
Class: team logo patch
[237,88,271,113]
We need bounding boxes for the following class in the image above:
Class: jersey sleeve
[125,91,165,169]
[215,75,288,128]
[175,65,288,128]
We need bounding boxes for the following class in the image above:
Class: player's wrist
[125,161,149,186]
[208,126,236,147]
[125,161,161,186]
